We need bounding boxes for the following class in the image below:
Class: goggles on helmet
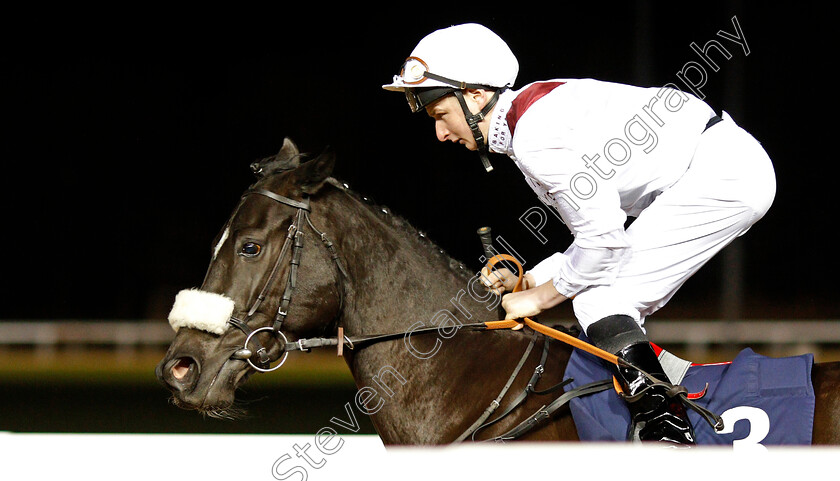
[397,56,492,113]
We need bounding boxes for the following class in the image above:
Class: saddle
[564,335,816,446]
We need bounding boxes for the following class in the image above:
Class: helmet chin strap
[453,89,501,172]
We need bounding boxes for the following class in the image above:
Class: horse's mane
[324,177,476,282]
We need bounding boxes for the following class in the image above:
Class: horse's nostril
[171,358,193,380]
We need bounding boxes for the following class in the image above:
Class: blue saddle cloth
[563,338,815,446]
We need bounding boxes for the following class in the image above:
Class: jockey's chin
[458,138,478,151]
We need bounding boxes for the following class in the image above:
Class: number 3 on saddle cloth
[564,334,815,446]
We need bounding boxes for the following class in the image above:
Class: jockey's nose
[435,121,449,142]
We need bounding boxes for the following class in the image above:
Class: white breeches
[573,112,776,332]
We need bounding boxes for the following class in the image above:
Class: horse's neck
[320,187,572,444]
[323,187,498,337]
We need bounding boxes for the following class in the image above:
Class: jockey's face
[425,90,491,151]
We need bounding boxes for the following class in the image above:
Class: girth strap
[464,336,574,442]
[489,379,615,442]
[453,331,540,443]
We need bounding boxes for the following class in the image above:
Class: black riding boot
[587,315,696,445]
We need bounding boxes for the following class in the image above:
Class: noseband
[227,188,348,373]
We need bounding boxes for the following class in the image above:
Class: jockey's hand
[480,267,535,295]
[501,282,569,320]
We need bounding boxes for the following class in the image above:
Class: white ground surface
[2,432,838,480]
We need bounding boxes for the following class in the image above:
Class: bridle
[225,187,349,373]
[219,184,493,373]
[220,185,496,371]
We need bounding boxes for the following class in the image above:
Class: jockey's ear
[297,149,336,195]
[465,88,493,109]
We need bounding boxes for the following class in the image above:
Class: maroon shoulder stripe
[506,81,565,135]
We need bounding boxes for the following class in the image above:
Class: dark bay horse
[156,139,840,445]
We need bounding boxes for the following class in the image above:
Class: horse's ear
[250,138,303,177]
[297,150,336,194]
[276,137,300,164]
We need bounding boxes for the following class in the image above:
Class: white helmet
[383,23,519,113]
[383,23,519,172]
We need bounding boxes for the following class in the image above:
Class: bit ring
[243,327,289,373]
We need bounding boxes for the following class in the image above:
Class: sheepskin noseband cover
[168,289,235,335]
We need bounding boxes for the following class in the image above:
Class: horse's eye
[239,242,262,257]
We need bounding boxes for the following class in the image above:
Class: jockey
[383,23,776,445]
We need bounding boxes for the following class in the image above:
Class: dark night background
[1,4,836,324]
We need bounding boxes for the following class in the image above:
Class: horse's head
[155,138,347,417]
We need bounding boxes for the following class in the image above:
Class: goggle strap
[422,71,491,91]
